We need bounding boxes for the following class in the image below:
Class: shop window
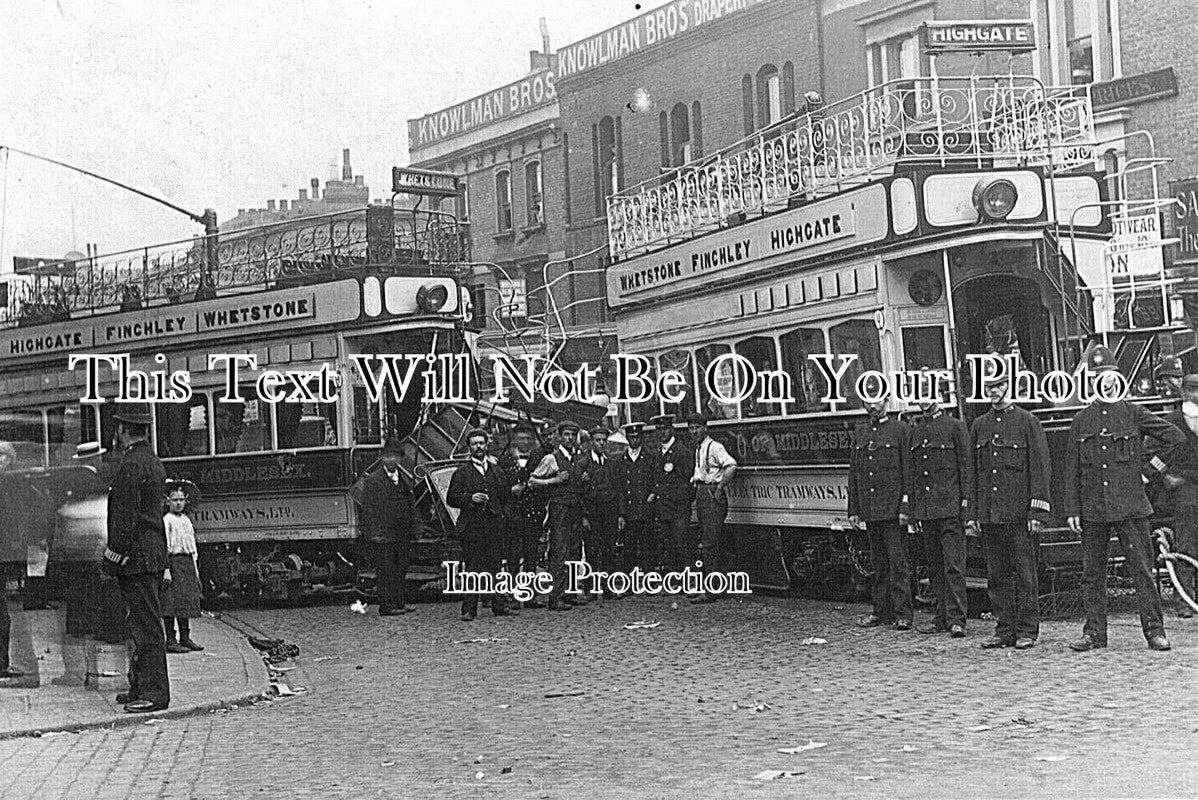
[156,393,210,457]
[215,387,273,454]
[276,399,338,450]
[736,336,782,417]
[524,161,543,227]
[829,319,884,410]
[495,169,513,232]
[779,327,830,413]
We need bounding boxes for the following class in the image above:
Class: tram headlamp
[972,178,1018,221]
[416,283,450,313]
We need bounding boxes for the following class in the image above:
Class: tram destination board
[391,166,460,197]
[922,20,1036,54]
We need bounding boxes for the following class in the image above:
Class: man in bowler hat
[360,438,417,616]
[102,402,170,712]
[447,429,515,620]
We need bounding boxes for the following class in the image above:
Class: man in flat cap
[102,402,170,712]
[1159,374,1198,617]
[968,361,1051,650]
[652,415,694,572]
[529,420,584,610]
[616,422,657,572]
[498,422,547,603]
[1066,346,1184,652]
[688,413,737,603]
[360,438,416,616]
[447,429,514,620]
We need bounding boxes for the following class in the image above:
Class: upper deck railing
[606,76,1096,260]
[1,206,469,329]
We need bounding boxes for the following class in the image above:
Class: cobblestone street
[0,594,1196,798]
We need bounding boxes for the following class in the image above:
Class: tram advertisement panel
[709,417,858,467]
[166,451,350,496]
[724,468,849,529]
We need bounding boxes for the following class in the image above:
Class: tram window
[659,349,695,417]
[47,405,90,467]
[780,327,831,414]
[156,394,210,457]
[277,400,338,450]
[902,326,948,373]
[0,409,45,469]
[735,336,782,418]
[214,388,273,455]
[829,319,883,410]
[353,386,382,445]
[695,343,736,419]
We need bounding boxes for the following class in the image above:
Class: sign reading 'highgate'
[922,20,1036,54]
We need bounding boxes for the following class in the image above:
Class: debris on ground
[622,620,661,630]
[896,745,919,752]
[1035,755,1070,762]
[349,600,368,614]
[966,725,994,732]
[38,731,72,738]
[853,776,877,781]
[474,755,484,764]
[799,637,828,645]
[752,770,805,781]
[452,638,510,645]
[544,690,585,698]
[732,700,771,713]
[381,761,395,767]
[268,683,306,697]
[778,740,827,754]
[474,771,484,780]
[1012,717,1034,726]
[501,766,512,775]
[312,656,342,663]
[247,637,300,663]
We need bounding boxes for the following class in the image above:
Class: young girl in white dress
[161,487,203,653]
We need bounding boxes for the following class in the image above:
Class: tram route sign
[391,166,460,197]
[922,20,1036,54]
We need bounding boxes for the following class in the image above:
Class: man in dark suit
[102,402,169,713]
[498,422,547,592]
[360,438,417,616]
[577,426,622,582]
[447,429,515,621]
[652,415,694,571]
[1158,374,1198,617]
[529,421,584,610]
[616,422,656,571]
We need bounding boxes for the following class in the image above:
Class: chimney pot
[298,189,308,202]
[342,148,352,181]
[355,175,364,185]
[311,177,320,199]
[279,199,289,211]
[267,199,276,211]
[237,208,245,215]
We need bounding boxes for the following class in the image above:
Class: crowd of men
[360,413,738,621]
[849,346,1193,652]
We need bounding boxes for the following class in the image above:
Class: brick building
[224,149,372,232]
[406,46,576,366]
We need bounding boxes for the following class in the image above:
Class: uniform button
[870,488,875,492]
[1102,446,1107,450]
[925,486,931,490]
[993,487,998,491]
[1103,481,1109,486]
[993,469,998,474]
[1102,464,1107,469]
[923,471,928,476]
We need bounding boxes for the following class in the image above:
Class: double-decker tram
[604,71,1185,599]
[0,204,484,601]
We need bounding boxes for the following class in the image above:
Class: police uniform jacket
[447,459,511,541]
[969,404,1051,524]
[498,447,547,523]
[576,449,626,520]
[847,415,909,522]
[617,448,656,522]
[103,439,167,576]
[1162,409,1198,505]
[902,410,972,521]
[654,438,695,520]
[1063,400,1184,521]
[360,468,415,546]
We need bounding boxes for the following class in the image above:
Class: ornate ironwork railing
[607,76,1096,260]
[1,207,470,329]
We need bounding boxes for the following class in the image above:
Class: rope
[1154,527,1198,614]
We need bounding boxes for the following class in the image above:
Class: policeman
[652,414,694,572]
[1065,346,1184,652]
[102,402,170,713]
[848,397,913,630]
[905,384,972,637]
[967,365,1051,650]
[617,422,657,571]
[577,426,622,584]
[529,420,584,611]
[1161,375,1198,617]
[1156,356,1184,399]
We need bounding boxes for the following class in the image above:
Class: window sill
[492,230,516,241]
[521,223,545,235]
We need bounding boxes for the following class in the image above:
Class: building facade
[224,149,372,233]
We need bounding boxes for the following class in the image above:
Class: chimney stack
[311,177,320,200]
[267,199,276,211]
[354,175,364,185]
[539,17,550,54]
[279,199,289,211]
[298,189,308,202]
[342,149,352,181]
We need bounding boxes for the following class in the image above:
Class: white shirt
[164,512,198,556]
[1184,401,1198,436]
[627,447,642,462]
[661,437,676,455]
[692,435,737,484]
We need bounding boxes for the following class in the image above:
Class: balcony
[607,76,1096,260]
[2,207,471,329]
